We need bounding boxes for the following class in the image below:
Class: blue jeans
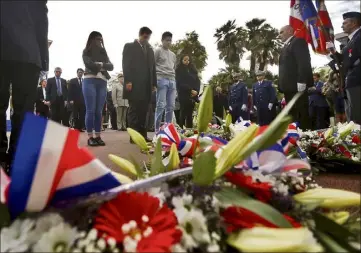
[154,78,176,131]
[82,78,107,134]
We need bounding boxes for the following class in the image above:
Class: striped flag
[7,113,121,217]
[315,0,334,54]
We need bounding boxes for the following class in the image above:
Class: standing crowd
[0,1,360,175]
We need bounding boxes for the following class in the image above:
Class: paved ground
[79,130,361,193]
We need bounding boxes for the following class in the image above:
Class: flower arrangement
[296,122,361,172]
[1,88,360,253]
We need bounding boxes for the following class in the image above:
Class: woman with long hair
[82,31,113,146]
[175,55,200,128]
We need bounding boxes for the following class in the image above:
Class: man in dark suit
[0,1,49,172]
[46,67,69,126]
[228,73,249,123]
[308,73,329,129]
[327,12,361,124]
[122,27,157,142]
[252,71,277,126]
[278,25,313,130]
[36,79,50,118]
[68,68,85,131]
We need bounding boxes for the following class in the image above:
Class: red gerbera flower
[93,192,182,253]
[225,171,272,202]
[352,134,360,144]
[221,207,302,233]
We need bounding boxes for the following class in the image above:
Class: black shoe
[95,137,106,146]
[145,137,152,143]
[87,137,98,147]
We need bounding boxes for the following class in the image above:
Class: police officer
[228,73,248,123]
[308,73,330,129]
[327,11,361,124]
[252,71,277,126]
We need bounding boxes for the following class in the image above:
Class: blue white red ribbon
[5,113,121,217]
[157,123,198,157]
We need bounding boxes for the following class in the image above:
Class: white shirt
[42,87,46,100]
[349,27,361,41]
[284,35,294,45]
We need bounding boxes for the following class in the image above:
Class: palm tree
[244,18,282,74]
[214,20,247,68]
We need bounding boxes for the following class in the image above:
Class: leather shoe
[87,137,98,147]
[95,137,106,146]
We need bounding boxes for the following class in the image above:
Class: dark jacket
[82,50,113,80]
[68,78,84,104]
[308,81,329,107]
[35,86,48,113]
[122,40,157,101]
[278,37,313,93]
[228,81,248,111]
[1,1,49,71]
[46,77,68,103]
[334,29,361,89]
[252,80,277,108]
[175,64,200,102]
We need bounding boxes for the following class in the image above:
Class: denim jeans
[154,78,176,131]
[82,78,107,134]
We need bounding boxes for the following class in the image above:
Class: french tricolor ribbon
[157,123,198,157]
[7,113,121,217]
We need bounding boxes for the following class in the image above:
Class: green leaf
[215,187,293,228]
[312,212,355,240]
[150,137,166,176]
[241,92,302,154]
[0,203,10,228]
[197,86,213,133]
[128,155,145,178]
[314,231,349,253]
[193,151,216,186]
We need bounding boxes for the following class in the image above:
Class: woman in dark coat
[175,55,200,128]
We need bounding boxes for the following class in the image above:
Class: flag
[7,113,121,217]
[0,167,10,203]
[289,0,322,52]
[315,0,334,54]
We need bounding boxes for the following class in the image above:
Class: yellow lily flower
[111,171,133,184]
[293,188,360,209]
[227,227,323,252]
[108,154,138,178]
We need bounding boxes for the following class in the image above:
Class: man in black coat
[36,79,50,118]
[0,1,49,172]
[122,27,157,142]
[46,67,69,126]
[68,68,85,131]
[278,25,313,130]
[327,12,361,124]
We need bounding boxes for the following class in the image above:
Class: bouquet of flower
[296,122,361,172]
[1,89,360,253]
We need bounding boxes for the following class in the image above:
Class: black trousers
[0,61,40,166]
[127,99,149,137]
[174,110,180,125]
[179,99,195,128]
[110,107,117,130]
[145,103,155,131]
[284,91,311,130]
[36,107,49,118]
[73,101,85,130]
[50,96,69,126]
[256,107,274,126]
[315,106,330,129]
[309,104,317,130]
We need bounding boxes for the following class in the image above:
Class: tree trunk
[259,50,268,71]
[259,62,266,71]
[249,53,256,76]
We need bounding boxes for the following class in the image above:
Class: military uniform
[330,12,361,124]
[252,79,277,126]
[228,80,249,123]
[308,81,330,129]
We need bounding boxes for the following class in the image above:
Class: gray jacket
[112,82,128,107]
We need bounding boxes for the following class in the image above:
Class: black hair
[84,31,103,52]
[162,31,172,40]
[77,68,84,73]
[313,73,321,78]
[350,17,361,26]
[39,79,46,86]
[139,27,152,36]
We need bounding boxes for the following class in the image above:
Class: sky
[47,1,360,82]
